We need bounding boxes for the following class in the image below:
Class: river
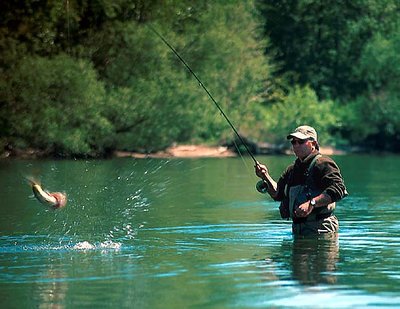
[1,155,400,308]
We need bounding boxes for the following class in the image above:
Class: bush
[1,54,113,157]
[260,86,339,147]
[341,28,400,151]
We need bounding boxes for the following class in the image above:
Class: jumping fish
[28,178,67,209]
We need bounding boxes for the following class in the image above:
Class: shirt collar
[296,151,320,165]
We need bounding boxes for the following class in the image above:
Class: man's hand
[254,161,278,198]
[294,201,314,217]
[255,162,269,180]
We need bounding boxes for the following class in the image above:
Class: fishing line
[66,0,71,54]
[149,25,259,166]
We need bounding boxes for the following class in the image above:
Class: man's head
[287,125,319,159]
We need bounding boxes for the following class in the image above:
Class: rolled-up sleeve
[316,158,348,202]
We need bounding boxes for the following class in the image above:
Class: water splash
[73,240,121,251]
[0,235,122,253]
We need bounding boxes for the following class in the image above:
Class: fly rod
[149,25,258,165]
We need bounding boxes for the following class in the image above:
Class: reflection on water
[1,156,400,308]
[290,235,339,285]
[37,267,68,309]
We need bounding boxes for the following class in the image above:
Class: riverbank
[114,144,346,159]
[114,145,237,158]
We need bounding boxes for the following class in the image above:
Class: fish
[28,178,67,209]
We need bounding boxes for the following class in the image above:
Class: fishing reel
[256,180,268,194]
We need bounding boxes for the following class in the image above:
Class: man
[255,125,347,235]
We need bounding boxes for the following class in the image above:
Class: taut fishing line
[66,0,71,54]
[149,25,259,167]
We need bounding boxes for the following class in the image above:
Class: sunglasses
[290,139,309,145]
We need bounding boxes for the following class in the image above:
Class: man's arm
[294,192,332,217]
[255,162,278,199]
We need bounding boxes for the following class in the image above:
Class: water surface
[1,155,400,308]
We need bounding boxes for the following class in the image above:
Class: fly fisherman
[255,125,347,236]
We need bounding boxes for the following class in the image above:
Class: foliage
[257,0,400,100]
[2,1,400,156]
[341,29,400,150]
[172,1,272,142]
[0,55,112,156]
[0,0,273,156]
[261,86,338,147]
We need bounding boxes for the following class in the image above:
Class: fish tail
[25,176,41,188]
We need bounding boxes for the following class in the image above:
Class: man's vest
[284,155,335,223]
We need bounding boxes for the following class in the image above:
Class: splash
[73,241,121,251]
[73,241,95,250]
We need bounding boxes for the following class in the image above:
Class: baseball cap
[287,125,318,141]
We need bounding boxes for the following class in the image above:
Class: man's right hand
[254,161,278,198]
[255,162,269,180]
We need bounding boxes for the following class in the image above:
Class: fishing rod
[149,25,258,165]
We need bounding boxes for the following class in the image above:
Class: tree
[165,1,272,142]
[342,29,400,151]
[0,55,112,157]
[257,0,400,100]
[261,86,338,147]
[0,1,276,156]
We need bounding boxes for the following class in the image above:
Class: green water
[1,155,400,308]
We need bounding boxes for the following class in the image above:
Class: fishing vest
[283,154,335,222]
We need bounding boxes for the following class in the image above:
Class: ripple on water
[0,235,122,253]
[141,223,292,253]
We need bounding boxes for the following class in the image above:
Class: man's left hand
[294,201,314,217]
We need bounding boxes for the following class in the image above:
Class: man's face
[290,138,315,160]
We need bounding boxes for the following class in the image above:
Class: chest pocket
[288,185,303,218]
